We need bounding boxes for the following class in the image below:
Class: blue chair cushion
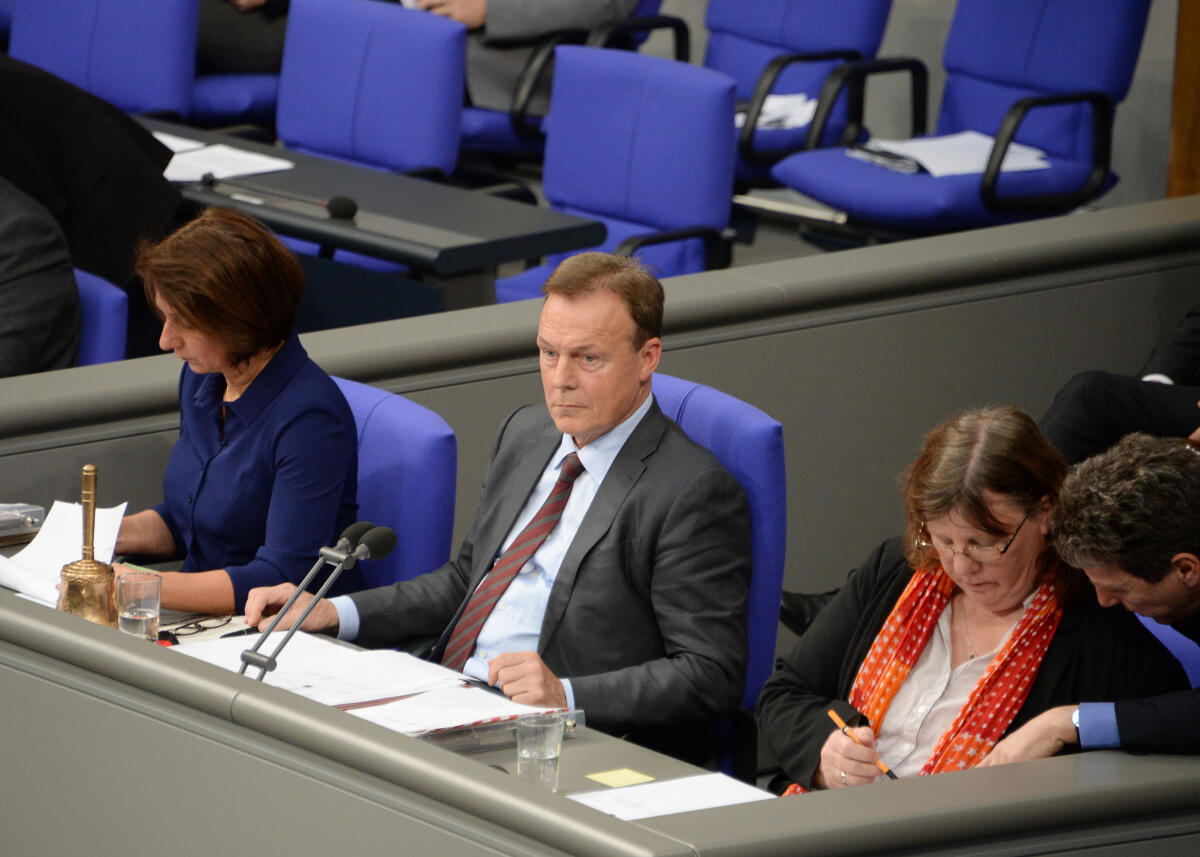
[460,107,546,156]
[74,269,128,366]
[771,143,1114,233]
[191,73,278,126]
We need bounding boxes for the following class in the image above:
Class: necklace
[959,593,978,660]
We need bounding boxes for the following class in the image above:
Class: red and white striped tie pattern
[440,452,585,672]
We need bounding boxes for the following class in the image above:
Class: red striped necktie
[440,452,585,672]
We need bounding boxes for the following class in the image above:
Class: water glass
[117,572,161,641]
[516,713,565,792]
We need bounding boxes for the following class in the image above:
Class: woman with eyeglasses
[757,405,1187,792]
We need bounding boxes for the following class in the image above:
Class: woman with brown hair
[757,405,1186,791]
[114,207,360,615]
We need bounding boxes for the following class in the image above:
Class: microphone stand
[239,538,366,680]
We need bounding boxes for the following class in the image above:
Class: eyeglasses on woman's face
[915,508,1032,563]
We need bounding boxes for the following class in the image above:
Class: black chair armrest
[804,56,928,151]
[614,225,736,271]
[980,90,1114,211]
[738,49,864,167]
[586,14,690,62]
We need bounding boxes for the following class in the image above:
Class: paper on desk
[735,93,817,130]
[856,130,1049,177]
[164,144,294,183]
[172,632,463,705]
[0,500,127,605]
[568,772,774,820]
[152,130,205,153]
[349,684,561,735]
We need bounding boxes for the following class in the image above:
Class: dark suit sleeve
[567,463,751,730]
[1139,301,1200,386]
[755,539,910,788]
[1114,689,1200,754]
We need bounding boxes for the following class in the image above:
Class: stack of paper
[348,684,563,736]
[850,130,1050,177]
[735,93,818,130]
[0,500,127,605]
[172,632,464,706]
[568,773,774,820]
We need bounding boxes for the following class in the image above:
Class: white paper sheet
[348,684,561,735]
[856,130,1049,177]
[164,144,294,183]
[735,93,817,130]
[152,131,205,153]
[172,632,464,705]
[567,772,774,820]
[0,500,127,604]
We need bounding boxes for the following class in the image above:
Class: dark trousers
[1039,370,1200,464]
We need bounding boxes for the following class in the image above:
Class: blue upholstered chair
[769,0,1153,238]
[0,0,14,50]
[703,0,892,187]
[494,46,736,303]
[73,269,128,366]
[458,0,682,161]
[8,0,276,126]
[1138,615,1200,688]
[652,373,786,782]
[332,378,457,589]
[274,0,464,272]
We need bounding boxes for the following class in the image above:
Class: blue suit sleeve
[224,406,356,612]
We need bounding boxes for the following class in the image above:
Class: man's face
[1084,559,1198,623]
[538,290,661,448]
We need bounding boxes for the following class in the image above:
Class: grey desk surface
[142,119,606,279]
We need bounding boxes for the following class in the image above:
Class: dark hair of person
[542,252,663,348]
[136,207,304,365]
[902,405,1078,595]
[1052,434,1200,582]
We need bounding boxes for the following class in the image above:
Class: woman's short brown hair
[902,405,1071,584]
[136,207,304,365]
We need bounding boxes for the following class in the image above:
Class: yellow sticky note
[586,768,655,788]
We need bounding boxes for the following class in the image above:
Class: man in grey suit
[246,252,751,760]
[421,0,642,114]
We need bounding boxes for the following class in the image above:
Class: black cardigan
[1114,613,1200,753]
[757,538,1189,787]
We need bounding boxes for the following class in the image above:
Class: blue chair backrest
[652,373,785,710]
[9,0,197,116]
[277,0,465,176]
[1138,614,1200,688]
[938,0,1151,158]
[332,378,457,589]
[704,0,891,102]
[74,269,128,366]
[541,46,735,277]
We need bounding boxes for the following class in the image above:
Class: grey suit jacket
[466,0,641,114]
[350,399,752,742]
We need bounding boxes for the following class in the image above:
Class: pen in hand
[220,626,261,638]
[827,709,899,780]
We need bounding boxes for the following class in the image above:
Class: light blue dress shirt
[332,393,656,707]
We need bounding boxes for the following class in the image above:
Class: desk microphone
[238,523,396,679]
[199,172,357,222]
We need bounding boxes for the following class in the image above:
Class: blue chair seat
[772,146,1108,233]
[191,72,278,127]
[74,269,128,366]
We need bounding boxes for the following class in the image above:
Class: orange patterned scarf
[848,567,1063,775]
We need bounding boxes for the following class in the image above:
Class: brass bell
[57,464,117,628]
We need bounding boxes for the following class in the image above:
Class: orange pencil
[827,709,899,780]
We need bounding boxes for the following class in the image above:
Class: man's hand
[487,651,567,708]
[815,725,883,789]
[420,0,487,29]
[243,583,340,633]
[979,705,1078,767]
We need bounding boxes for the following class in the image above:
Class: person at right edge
[981,433,1200,763]
[756,406,1186,792]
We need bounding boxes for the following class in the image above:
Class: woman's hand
[979,705,1078,767]
[816,725,882,789]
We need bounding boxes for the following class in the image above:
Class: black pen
[220,626,261,638]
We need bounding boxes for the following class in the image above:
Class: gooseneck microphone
[239,523,396,679]
[199,172,358,221]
